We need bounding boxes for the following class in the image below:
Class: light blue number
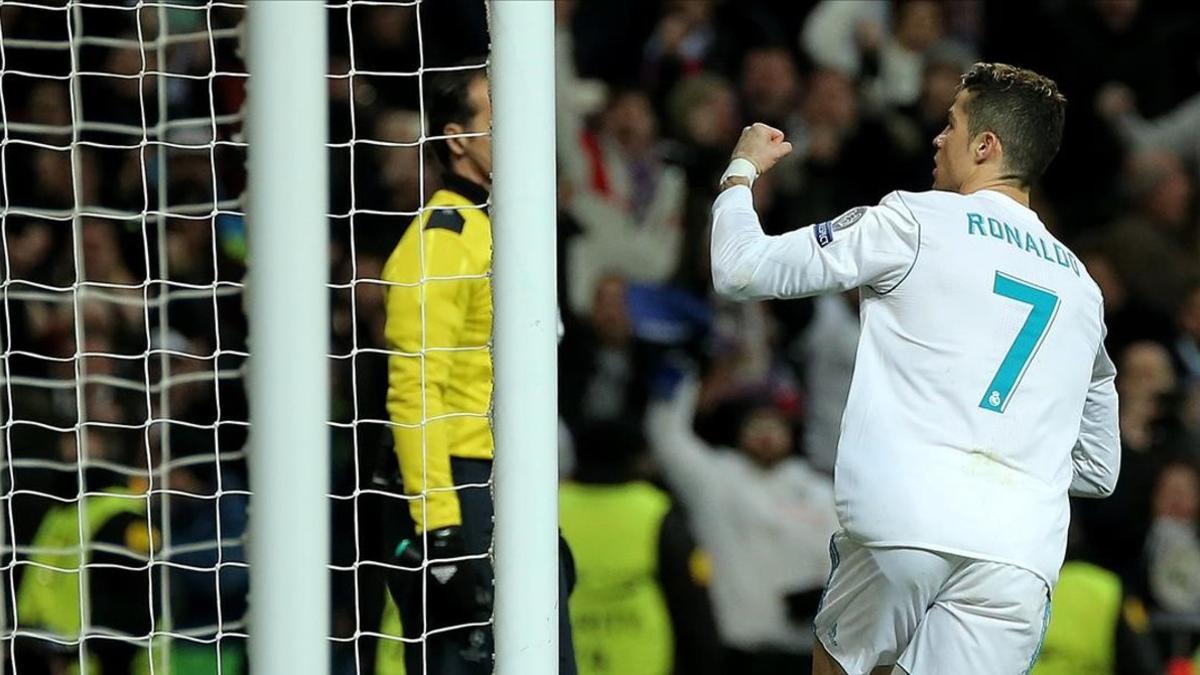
[979,272,1059,413]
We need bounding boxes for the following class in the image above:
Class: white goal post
[241,0,562,673]
[489,1,560,675]
[0,0,559,672]
[243,2,329,675]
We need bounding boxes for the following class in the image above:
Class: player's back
[837,189,1106,586]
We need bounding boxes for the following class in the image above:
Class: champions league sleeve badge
[814,206,868,248]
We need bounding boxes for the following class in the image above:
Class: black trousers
[394,457,577,675]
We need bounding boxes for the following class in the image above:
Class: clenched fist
[732,122,793,176]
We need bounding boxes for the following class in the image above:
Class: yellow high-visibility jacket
[383,174,492,533]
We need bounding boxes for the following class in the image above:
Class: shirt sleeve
[1069,339,1121,498]
[710,186,920,301]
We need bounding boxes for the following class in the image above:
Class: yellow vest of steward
[560,481,674,675]
[1031,561,1120,675]
[17,489,147,639]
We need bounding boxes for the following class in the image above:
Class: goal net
[0,1,494,673]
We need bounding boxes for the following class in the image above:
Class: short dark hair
[959,62,1067,186]
[424,61,486,169]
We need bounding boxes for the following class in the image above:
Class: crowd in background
[1,0,1200,673]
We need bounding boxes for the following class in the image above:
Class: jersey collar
[976,188,1035,214]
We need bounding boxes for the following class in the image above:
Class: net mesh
[329,1,491,673]
[0,1,491,673]
[2,0,250,671]
[1,0,492,667]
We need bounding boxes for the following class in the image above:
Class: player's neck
[959,175,1030,208]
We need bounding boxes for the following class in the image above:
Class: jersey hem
[815,631,896,675]
[855,538,1055,590]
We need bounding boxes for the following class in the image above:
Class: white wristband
[720,157,759,188]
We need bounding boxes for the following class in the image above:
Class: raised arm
[646,375,719,503]
[1070,340,1121,498]
[709,124,919,301]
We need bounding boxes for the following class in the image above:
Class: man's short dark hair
[959,62,1067,187]
[424,61,486,169]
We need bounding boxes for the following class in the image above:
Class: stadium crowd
[1,0,1200,674]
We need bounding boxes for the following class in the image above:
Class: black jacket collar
[441,173,490,207]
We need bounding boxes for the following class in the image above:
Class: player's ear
[443,121,468,159]
[974,131,1001,164]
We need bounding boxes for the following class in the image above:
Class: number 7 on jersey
[980,272,1060,413]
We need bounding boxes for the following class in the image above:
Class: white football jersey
[711,186,1120,586]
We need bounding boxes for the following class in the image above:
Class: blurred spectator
[555,0,608,128]
[1043,0,1183,120]
[642,0,722,106]
[739,47,803,133]
[801,0,947,110]
[1013,0,1193,231]
[371,108,431,217]
[1076,243,1176,361]
[647,375,838,675]
[702,301,782,409]
[5,219,57,284]
[560,273,660,432]
[886,41,977,190]
[1099,85,1200,174]
[764,67,901,230]
[1178,281,1200,383]
[799,1,889,79]
[560,420,721,675]
[1119,341,1181,453]
[663,73,740,291]
[863,0,947,110]
[1101,150,1196,315]
[793,293,859,475]
[80,34,160,147]
[158,215,248,352]
[349,3,421,108]
[22,81,71,138]
[1147,459,1200,613]
[13,431,160,675]
[1077,341,1184,589]
[561,89,686,315]
[168,458,250,673]
[664,73,741,179]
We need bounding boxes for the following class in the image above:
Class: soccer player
[709,63,1120,675]
[381,64,576,674]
